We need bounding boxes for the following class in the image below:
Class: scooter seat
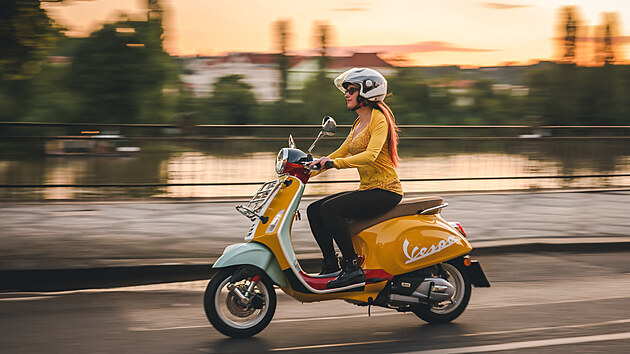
[347,196,444,236]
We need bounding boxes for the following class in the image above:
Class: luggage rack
[235,179,281,223]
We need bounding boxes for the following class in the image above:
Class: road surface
[1,251,629,353]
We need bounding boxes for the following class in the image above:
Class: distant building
[179,53,291,102]
[288,52,396,91]
[492,84,530,96]
[178,54,553,103]
[179,52,395,102]
[411,61,554,86]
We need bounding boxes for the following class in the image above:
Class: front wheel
[412,259,471,324]
[203,267,277,338]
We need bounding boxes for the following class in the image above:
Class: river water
[1,139,629,199]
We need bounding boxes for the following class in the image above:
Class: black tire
[203,268,276,338]
[412,259,472,324]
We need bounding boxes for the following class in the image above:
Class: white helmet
[334,67,387,102]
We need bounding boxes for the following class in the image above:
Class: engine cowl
[412,278,455,302]
[389,277,455,305]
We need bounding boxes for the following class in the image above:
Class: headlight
[276,148,288,175]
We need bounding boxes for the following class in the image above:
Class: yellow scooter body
[247,175,472,304]
[353,214,472,275]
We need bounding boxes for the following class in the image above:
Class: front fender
[213,242,287,287]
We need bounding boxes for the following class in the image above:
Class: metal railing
[1,122,629,199]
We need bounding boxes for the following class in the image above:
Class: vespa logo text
[403,236,458,264]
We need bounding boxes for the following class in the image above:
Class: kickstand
[368,304,371,317]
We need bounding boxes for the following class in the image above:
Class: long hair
[372,101,400,167]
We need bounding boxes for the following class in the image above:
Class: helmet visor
[334,68,360,93]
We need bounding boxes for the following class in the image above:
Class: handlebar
[305,160,335,171]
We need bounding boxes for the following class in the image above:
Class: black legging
[307,188,402,260]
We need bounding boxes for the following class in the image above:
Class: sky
[43,0,630,67]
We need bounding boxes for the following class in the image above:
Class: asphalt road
[1,251,629,353]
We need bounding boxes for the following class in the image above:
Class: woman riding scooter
[205,85,490,337]
[308,68,404,289]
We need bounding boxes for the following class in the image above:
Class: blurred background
[2,4,630,351]
[2,0,630,199]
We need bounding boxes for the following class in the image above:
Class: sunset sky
[43,0,630,67]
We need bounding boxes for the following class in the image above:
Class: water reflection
[1,140,629,199]
[163,152,279,198]
[44,160,83,199]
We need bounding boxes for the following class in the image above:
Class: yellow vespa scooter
[203,117,490,338]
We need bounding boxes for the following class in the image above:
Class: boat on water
[45,133,141,156]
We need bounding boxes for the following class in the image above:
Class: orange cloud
[332,8,368,12]
[481,2,530,10]
[333,41,497,55]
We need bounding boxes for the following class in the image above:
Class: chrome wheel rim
[430,263,465,314]
[214,277,269,329]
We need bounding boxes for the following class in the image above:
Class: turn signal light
[454,222,466,236]
[449,222,467,236]
[463,257,472,267]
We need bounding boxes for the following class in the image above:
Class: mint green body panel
[277,180,305,271]
[213,242,287,287]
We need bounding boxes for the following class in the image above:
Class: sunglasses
[345,87,360,95]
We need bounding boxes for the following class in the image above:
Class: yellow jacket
[328,109,403,195]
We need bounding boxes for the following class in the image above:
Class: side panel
[252,176,304,271]
[213,242,287,287]
[353,214,472,275]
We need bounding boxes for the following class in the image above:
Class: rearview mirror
[321,116,336,136]
[308,116,337,154]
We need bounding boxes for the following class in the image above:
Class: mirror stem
[308,132,324,154]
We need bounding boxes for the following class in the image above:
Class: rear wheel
[412,259,471,324]
[203,267,276,338]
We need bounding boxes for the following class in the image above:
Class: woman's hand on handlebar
[307,156,333,171]
[308,156,331,167]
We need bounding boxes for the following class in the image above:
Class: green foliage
[0,0,62,81]
[26,60,79,122]
[69,19,172,124]
[258,101,302,125]
[527,63,630,125]
[4,1,630,127]
[388,68,453,125]
[299,73,349,124]
[0,1,180,124]
[199,75,258,124]
[0,0,65,121]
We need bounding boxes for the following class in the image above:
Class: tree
[273,19,291,102]
[0,0,63,81]
[69,17,171,124]
[314,22,331,72]
[387,68,430,124]
[0,0,65,121]
[387,68,456,124]
[300,74,347,124]
[595,12,621,66]
[556,6,583,64]
[299,23,346,124]
[201,75,258,125]
[26,55,79,122]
